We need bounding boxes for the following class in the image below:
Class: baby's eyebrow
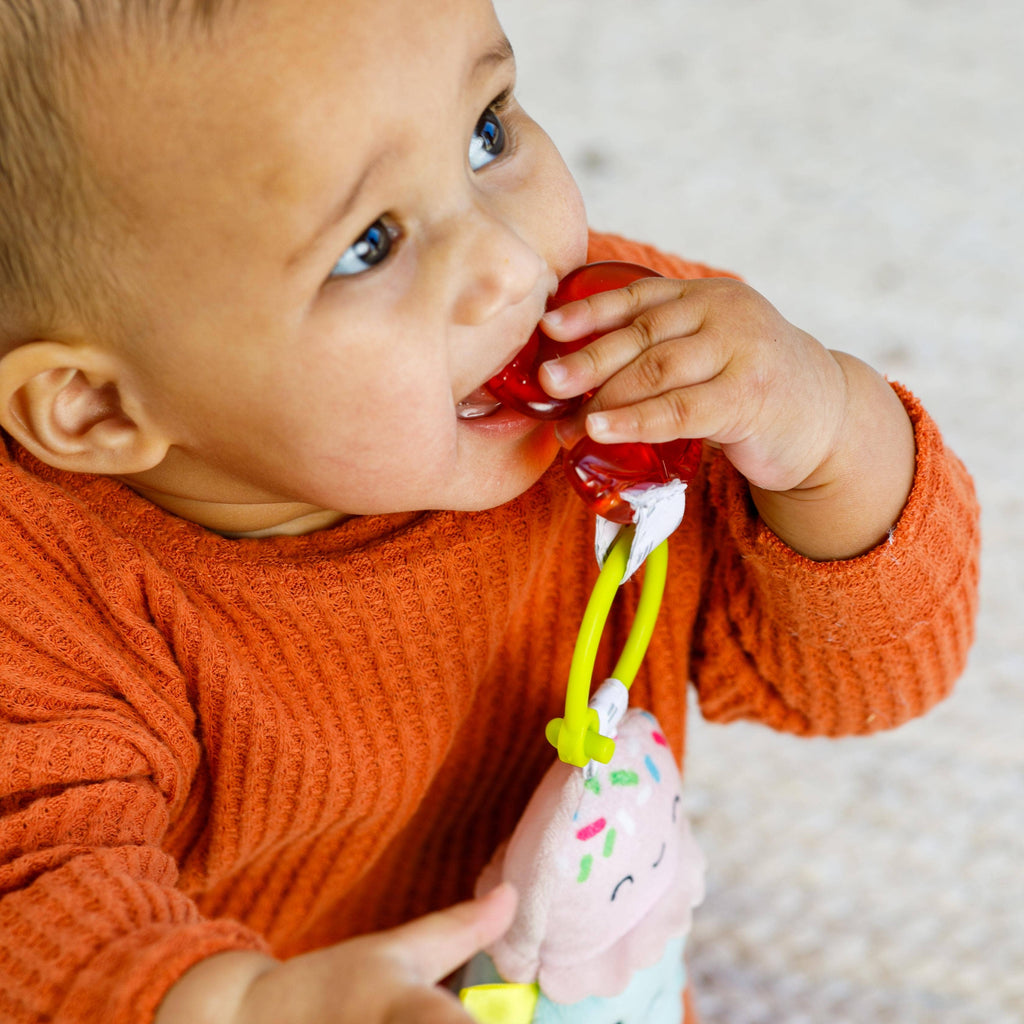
[473,34,515,78]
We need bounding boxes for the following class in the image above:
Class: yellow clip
[460,982,540,1024]
[546,531,668,767]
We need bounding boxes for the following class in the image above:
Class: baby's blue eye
[468,106,507,171]
[329,218,396,278]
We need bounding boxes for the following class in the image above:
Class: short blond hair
[0,0,230,349]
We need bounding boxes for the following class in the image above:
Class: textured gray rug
[496,1,1023,1020]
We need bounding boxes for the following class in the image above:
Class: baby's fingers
[549,321,728,449]
[540,282,706,399]
[383,882,517,987]
[585,371,739,447]
[540,275,688,342]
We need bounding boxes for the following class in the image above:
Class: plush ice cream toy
[460,709,705,1024]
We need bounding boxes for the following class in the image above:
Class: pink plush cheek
[548,785,680,947]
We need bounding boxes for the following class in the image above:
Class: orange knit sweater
[0,233,979,1023]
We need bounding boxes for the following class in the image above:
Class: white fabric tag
[582,677,630,781]
[594,480,688,582]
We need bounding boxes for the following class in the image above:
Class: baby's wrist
[751,352,915,560]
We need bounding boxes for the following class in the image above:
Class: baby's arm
[541,276,914,560]
[553,237,978,737]
[688,387,978,735]
[155,886,515,1024]
[543,267,977,736]
[0,588,267,1022]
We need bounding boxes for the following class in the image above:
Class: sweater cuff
[699,382,980,733]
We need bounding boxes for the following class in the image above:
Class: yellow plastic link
[460,982,540,1024]
[546,531,668,767]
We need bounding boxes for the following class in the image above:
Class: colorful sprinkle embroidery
[603,828,617,858]
[645,755,661,783]
[578,854,593,883]
[610,770,639,787]
[616,808,637,835]
[652,730,668,746]
[584,777,601,796]
[576,818,607,842]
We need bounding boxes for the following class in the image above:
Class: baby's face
[84,0,587,524]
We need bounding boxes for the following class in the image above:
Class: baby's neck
[121,480,348,537]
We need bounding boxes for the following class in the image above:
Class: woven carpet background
[495,1,1023,1020]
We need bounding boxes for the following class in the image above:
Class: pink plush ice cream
[474,709,705,1004]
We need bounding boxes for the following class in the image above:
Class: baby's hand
[540,276,845,492]
[539,276,915,560]
[156,884,516,1024]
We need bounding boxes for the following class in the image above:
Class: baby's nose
[450,209,547,326]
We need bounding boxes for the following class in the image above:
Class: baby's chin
[329,423,560,517]
[451,431,562,512]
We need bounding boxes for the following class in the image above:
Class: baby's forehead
[81,0,499,192]
[62,0,509,305]
[79,20,352,212]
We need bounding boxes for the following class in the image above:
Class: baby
[0,1,979,1023]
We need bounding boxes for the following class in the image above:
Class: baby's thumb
[387,882,517,985]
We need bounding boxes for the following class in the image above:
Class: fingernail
[542,360,567,387]
[541,308,564,327]
[554,421,575,448]
[587,412,611,439]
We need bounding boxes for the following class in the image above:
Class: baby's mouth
[456,384,504,420]
[459,302,550,420]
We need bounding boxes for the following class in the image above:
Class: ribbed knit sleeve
[689,384,980,734]
[0,457,268,1023]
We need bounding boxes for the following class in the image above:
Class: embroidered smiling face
[550,712,685,941]
[478,709,705,1004]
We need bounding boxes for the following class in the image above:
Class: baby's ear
[0,340,170,475]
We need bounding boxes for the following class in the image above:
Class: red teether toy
[564,436,702,524]
[487,260,702,523]
[486,261,660,419]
